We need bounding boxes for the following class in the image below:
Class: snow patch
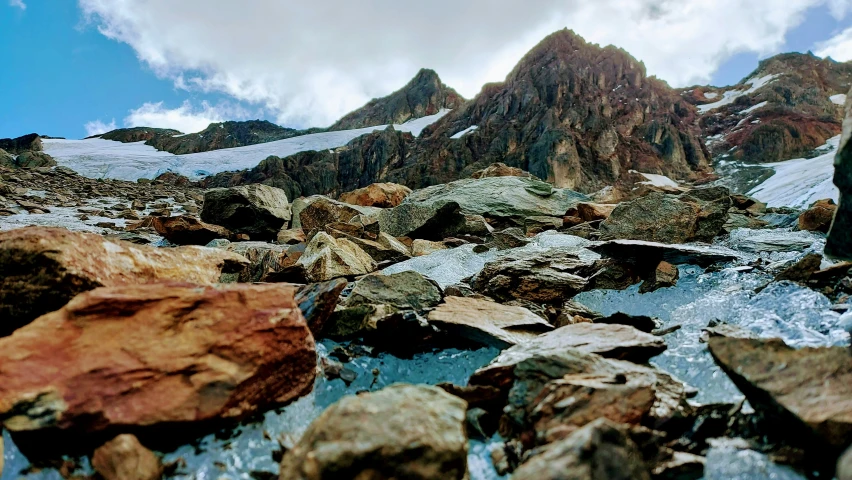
[697,74,780,114]
[630,170,679,188]
[703,92,719,99]
[831,93,848,105]
[450,125,478,139]
[740,101,768,115]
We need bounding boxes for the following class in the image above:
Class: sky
[1,1,851,140]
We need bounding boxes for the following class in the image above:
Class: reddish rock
[338,182,412,208]
[91,434,163,480]
[566,202,617,222]
[277,228,306,245]
[151,215,232,245]
[470,163,532,179]
[0,282,316,455]
[798,199,837,233]
[639,260,679,293]
[0,227,249,337]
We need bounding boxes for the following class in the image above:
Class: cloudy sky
[2,0,852,138]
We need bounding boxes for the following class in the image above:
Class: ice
[450,125,478,139]
[831,93,848,105]
[740,101,768,115]
[630,170,679,188]
[382,244,497,288]
[698,74,780,114]
[704,440,807,480]
[747,135,840,208]
[723,228,824,254]
[704,92,719,99]
[42,110,450,182]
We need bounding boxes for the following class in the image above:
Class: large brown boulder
[91,434,163,480]
[709,337,852,465]
[295,232,377,282]
[827,87,852,259]
[427,296,553,348]
[0,282,316,456]
[798,199,837,233]
[151,215,233,245]
[278,384,468,480]
[0,227,249,337]
[200,184,291,240]
[338,182,412,208]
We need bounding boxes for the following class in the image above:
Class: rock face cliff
[684,53,852,163]
[329,69,465,131]
[0,133,42,154]
[206,29,710,199]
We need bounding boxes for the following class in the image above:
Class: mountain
[206,29,711,200]
[0,133,42,154]
[683,52,852,163]
[329,68,465,130]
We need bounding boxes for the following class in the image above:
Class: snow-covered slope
[747,135,840,208]
[43,110,450,181]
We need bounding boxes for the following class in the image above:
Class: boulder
[798,199,837,233]
[223,241,297,282]
[295,232,377,281]
[0,283,316,455]
[511,419,651,480]
[295,279,347,334]
[639,260,679,293]
[827,88,852,259]
[600,187,732,243]
[590,239,739,268]
[278,384,468,480]
[346,232,411,263]
[427,296,553,348]
[412,239,448,256]
[13,151,57,168]
[470,162,532,179]
[0,227,249,337]
[292,195,380,232]
[326,270,441,337]
[151,215,232,245]
[277,228,306,245]
[840,446,852,480]
[91,434,163,480]
[566,202,617,222]
[0,148,13,167]
[338,182,412,208]
[200,184,291,240]
[379,176,587,236]
[709,337,852,457]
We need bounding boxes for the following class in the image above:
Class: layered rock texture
[827,86,852,259]
[330,68,464,130]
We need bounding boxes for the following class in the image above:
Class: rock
[346,232,411,263]
[600,187,732,243]
[839,446,852,480]
[0,283,316,455]
[427,296,553,348]
[798,199,837,233]
[524,215,563,234]
[14,151,56,168]
[770,252,823,285]
[590,239,739,268]
[709,337,852,458]
[0,434,3,476]
[295,279,347,334]
[593,312,661,333]
[470,247,602,303]
[490,227,530,250]
[728,230,817,253]
[296,196,381,234]
[651,451,705,480]
[0,133,42,154]
[379,176,587,237]
[639,260,679,293]
[223,242,296,282]
[0,227,249,337]
[150,215,232,245]
[566,202,617,222]
[723,212,769,232]
[326,270,441,337]
[511,419,651,480]
[827,88,852,260]
[412,238,448,256]
[699,319,758,342]
[277,227,306,245]
[200,184,291,240]
[470,162,532,179]
[295,232,377,281]
[278,384,468,480]
[91,434,163,480]
[338,182,412,208]
[0,148,13,167]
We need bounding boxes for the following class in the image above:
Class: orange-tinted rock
[470,163,532,179]
[575,202,617,222]
[639,260,679,293]
[277,228,306,245]
[339,182,412,208]
[0,282,316,455]
[0,227,249,337]
[92,434,163,480]
[151,215,232,245]
[798,199,837,233]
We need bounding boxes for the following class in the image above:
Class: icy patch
[43,110,450,182]
[705,440,807,480]
[630,170,679,188]
[698,74,780,114]
[451,125,478,139]
[747,135,840,208]
[723,228,825,254]
[704,92,719,99]
[740,101,768,115]
[382,244,497,289]
[831,93,848,105]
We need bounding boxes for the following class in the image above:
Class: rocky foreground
[0,127,851,480]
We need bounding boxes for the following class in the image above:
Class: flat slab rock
[709,337,852,453]
[0,226,249,337]
[428,296,554,348]
[0,282,316,456]
[590,239,740,268]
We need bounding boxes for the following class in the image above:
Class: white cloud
[79,0,852,127]
[123,100,250,133]
[815,26,852,61]
[83,118,116,137]
[9,0,26,10]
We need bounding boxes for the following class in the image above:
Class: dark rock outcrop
[96,127,181,143]
[827,87,852,260]
[13,151,57,168]
[0,133,42,154]
[200,184,291,240]
[330,68,464,130]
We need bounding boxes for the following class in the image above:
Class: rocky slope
[684,53,852,163]
[0,133,42,154]
[329,68,465,131]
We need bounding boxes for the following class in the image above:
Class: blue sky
[1,1,851,140]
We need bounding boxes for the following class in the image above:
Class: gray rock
[200,184,291,240]
[290,195,380,231]
[427,296,553,348]
[14,151,57,168]
[827,86,852,260]
[839,445,852,480]
[278,384,468,480]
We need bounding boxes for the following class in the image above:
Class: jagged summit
[329,68,465,131]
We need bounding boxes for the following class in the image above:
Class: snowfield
[697,74,780,114]
[42,110,450,181]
